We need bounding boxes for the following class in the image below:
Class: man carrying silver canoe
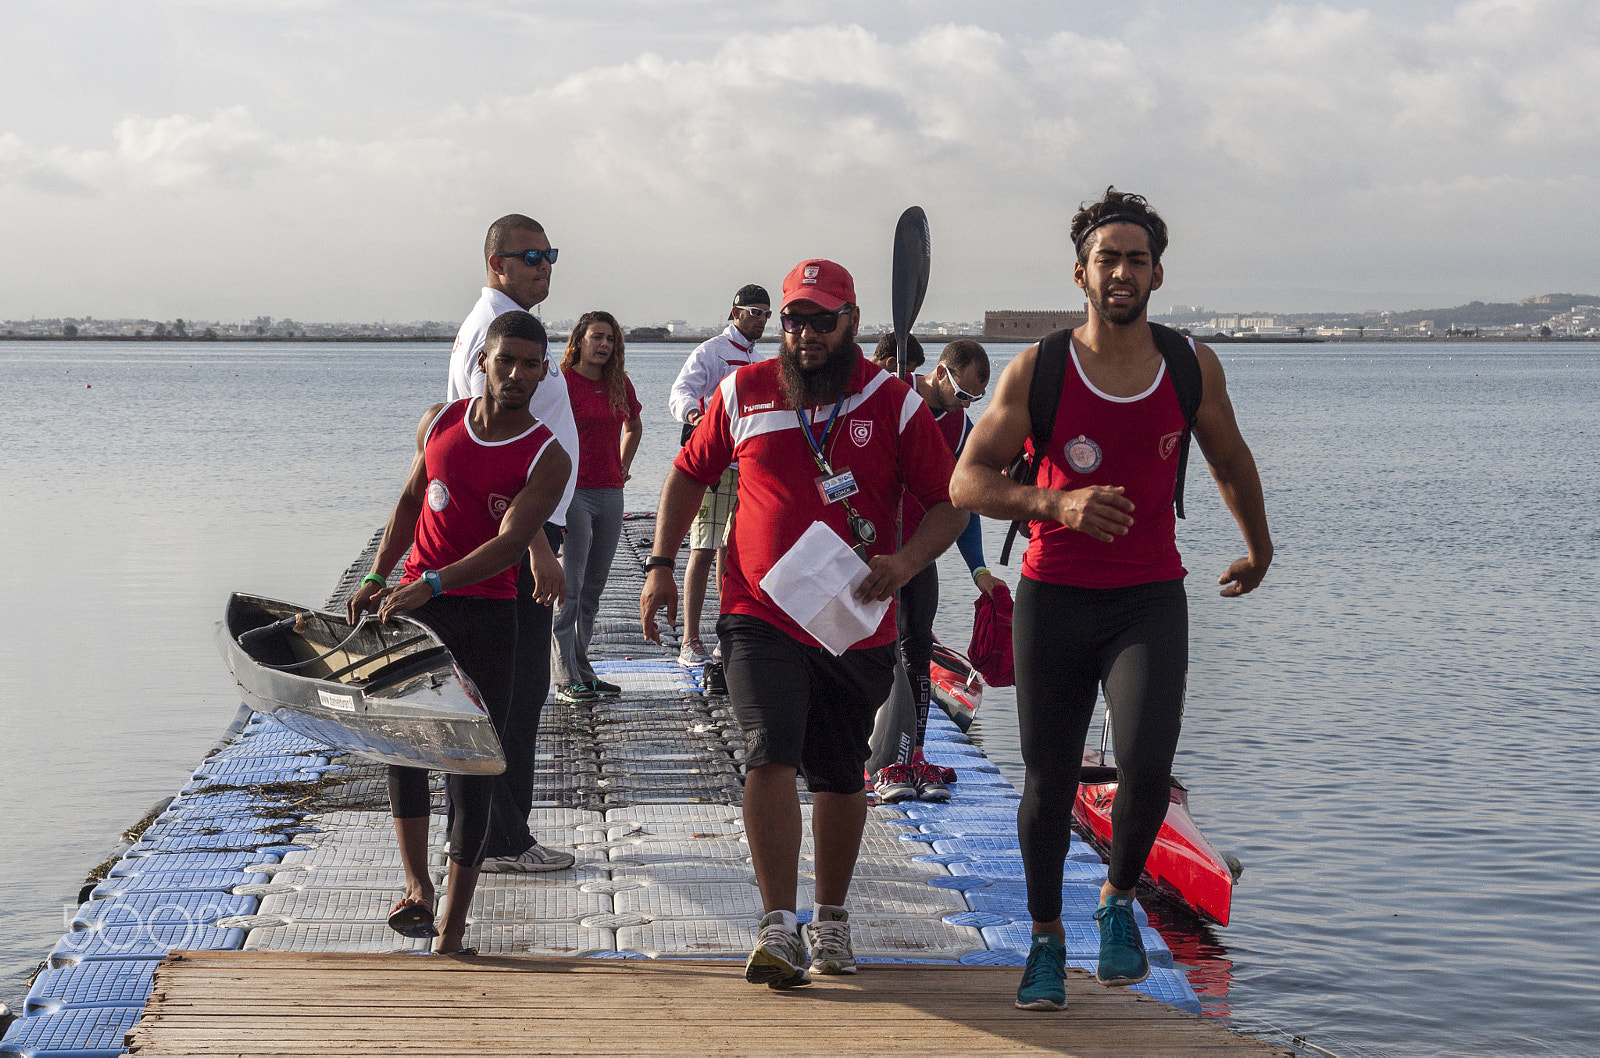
[347,310,571,954]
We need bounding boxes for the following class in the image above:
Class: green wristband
[972,567,990,584]
[361,573,387,589]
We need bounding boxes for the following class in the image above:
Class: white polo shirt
[446,286,579,527]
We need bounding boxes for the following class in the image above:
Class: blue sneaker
[1014,933,1066,1011]
[1094,894,1150,985]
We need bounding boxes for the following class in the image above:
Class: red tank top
[1021,341,1188,588]
[403,399,557,599]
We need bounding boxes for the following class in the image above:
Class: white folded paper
[759,520,891,656]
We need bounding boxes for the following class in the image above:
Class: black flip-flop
[387,898,439,939]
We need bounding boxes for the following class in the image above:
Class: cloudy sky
[2,0,1596,326]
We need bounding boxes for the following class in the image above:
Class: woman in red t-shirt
[552,310,643,701]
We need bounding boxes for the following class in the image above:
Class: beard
[778,320,859,408]
[1089,281,1152,327]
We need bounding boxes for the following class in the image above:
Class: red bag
[968,581,1015,688]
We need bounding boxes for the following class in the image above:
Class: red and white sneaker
[913,762,952,802]
[873,764,918,804]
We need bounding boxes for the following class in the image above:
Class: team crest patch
[803,265,820,283]
[427,479,450,512]
[1065,435,1103,474]
[487,493,512,520]
[850,419,872,447]
[1159,431,1182,459]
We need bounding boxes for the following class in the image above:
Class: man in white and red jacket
[666,283,771,667]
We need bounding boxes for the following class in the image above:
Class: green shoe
[591,678,621,696]
[554,682,599,704]
[1094,894,1150,986]
[1014,933,1066,1010]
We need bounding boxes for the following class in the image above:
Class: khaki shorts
[690,465,738,550]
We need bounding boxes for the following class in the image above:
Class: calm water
[2,340,1597,1054]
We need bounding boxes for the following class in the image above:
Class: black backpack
[998,323,1202,566]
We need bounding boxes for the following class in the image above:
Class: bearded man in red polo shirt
[641,259,966,989]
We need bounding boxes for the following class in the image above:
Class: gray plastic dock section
[2,517,1199,1057]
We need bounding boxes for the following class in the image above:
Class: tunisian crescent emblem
[1159,431,1182,459]
[487,493,512,520]
[850,420,872,447]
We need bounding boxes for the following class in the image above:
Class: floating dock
[2,516,1286,1057]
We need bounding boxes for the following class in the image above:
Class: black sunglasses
[497,248,559,267]
[780,304,853,335]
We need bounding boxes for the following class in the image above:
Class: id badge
[815,469,860,504]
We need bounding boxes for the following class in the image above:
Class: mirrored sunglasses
[498,248,559,267]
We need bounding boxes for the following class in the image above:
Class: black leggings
[482,533,558,859]
[1014,576,1187,917]
[897,561,939,752]
[387,594,517,867]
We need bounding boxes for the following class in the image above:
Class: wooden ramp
[125,951,1290,1057]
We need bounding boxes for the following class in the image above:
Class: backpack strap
[998,328,1073,565]
[1149,323,1202,519]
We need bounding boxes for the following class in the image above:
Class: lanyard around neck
[795,394,847,475]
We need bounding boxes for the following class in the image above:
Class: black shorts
[718,613,896,794]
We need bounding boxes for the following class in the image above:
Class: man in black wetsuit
[952,188,1272,1011]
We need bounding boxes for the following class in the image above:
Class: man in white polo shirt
[444,213,579,872]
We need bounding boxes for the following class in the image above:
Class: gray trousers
[552,487,626,686]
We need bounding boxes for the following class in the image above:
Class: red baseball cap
[780,259,856,312]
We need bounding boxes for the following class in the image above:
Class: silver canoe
[214,592,506,775]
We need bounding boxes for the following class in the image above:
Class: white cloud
[2,2,1598,320]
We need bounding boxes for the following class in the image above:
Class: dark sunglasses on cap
[940,363,986,403]
[497,248,559,267]
[779,304,853,335]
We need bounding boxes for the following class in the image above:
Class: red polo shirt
[674,352,955,650]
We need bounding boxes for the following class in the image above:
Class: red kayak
[927,648,1235,925]
[1072,747,1238,926]
[929,638,983,732]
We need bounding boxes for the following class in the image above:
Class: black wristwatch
[644,556,674,570]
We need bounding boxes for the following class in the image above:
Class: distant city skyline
[8,286,1598,341]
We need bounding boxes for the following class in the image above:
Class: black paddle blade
[891,206,931,376]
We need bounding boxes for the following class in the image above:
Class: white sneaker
[805,907,856,975]
[744,911,811,989]
[678,637,712,668]
[479,842,575,873]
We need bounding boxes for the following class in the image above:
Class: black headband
[1074,212,1161,253]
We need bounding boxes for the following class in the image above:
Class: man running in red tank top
[952,188,1273,1011]
[345,310,571,954]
